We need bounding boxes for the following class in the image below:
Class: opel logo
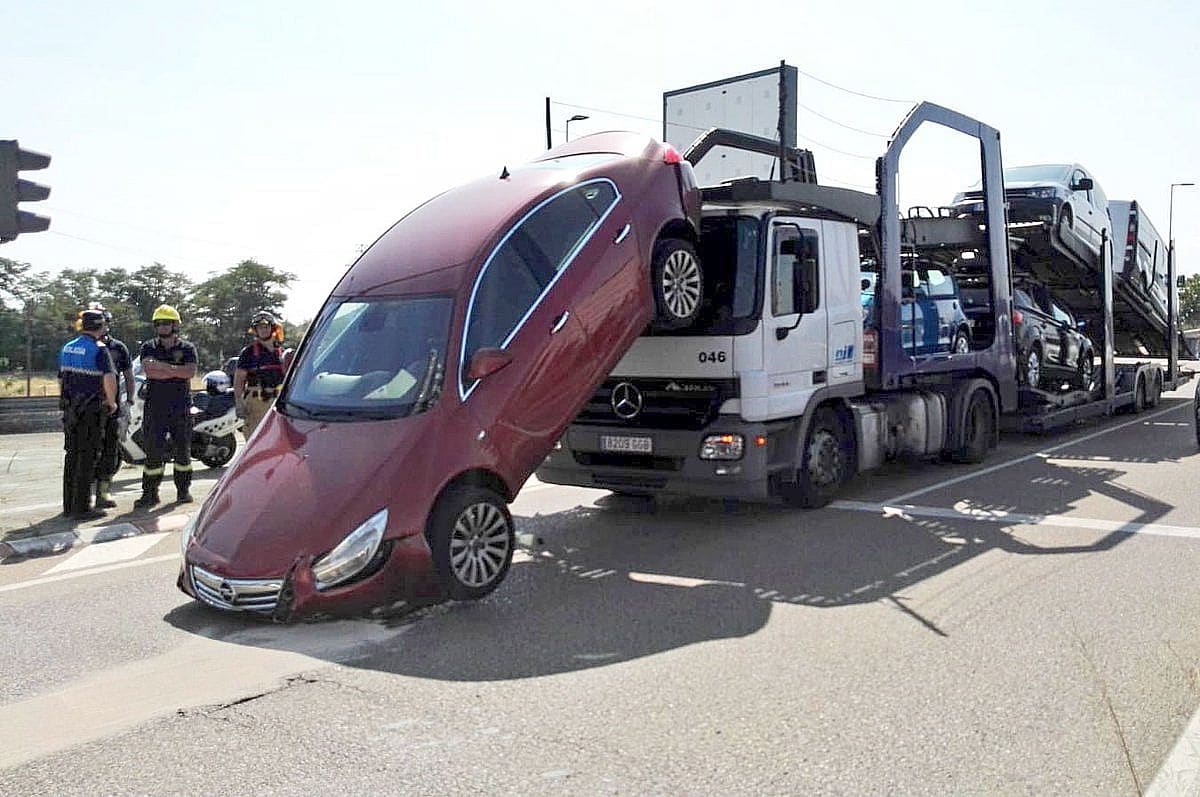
[218,580,238,603]
[611,382,643,420]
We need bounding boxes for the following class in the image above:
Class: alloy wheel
[661,250,702,320]
[449,502,511,588]
[1026,349,1041,387]
[807,428,843,487]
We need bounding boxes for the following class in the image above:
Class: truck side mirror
[1071,177,1094,192]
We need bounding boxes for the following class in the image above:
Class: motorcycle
[118,364,244,469]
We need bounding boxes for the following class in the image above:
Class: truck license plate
[600,435,653,454]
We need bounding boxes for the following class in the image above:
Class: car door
[762,219,826,417]
[460,182,615,485]
[1050,302,1078,371]
[1069,167,1099,252]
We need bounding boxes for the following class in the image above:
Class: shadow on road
[163,399,1198,680]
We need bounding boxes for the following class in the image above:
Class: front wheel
[951,328,970,355]
[427,486,515,601]
[650,238,704,329]
[1022,344,1043,389]
[780,407,852,509]
[1076,351,1095,391]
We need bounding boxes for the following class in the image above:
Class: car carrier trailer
[537,102,1193,506]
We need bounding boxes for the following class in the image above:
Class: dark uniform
[236,337,285,435]
[138,337,198,501]
[95,333,132,505]
[58,333,115,516]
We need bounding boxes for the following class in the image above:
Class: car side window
[1051,303,1072,326]
[921,268,957,299]
[1013,288,1034,310]
[461,180,618,392]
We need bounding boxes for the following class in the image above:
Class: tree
[190,259,295,366]
[1180,274,1200,328]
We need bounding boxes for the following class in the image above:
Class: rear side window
[921,269,957,298]
[1013,289,1034,309]
[461,180,619,392]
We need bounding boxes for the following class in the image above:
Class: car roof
[334,131,663,297]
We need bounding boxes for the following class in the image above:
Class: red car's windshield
[281,295,453,421]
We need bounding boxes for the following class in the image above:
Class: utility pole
[24,300,33,397]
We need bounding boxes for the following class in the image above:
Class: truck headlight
[700,434,744,461]
[312,508,388,590]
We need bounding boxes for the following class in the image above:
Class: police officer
[234,310,286,436]
[58,309,118,519]
[90,303,135,509]
[134,304,199,508]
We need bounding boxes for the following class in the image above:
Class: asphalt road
[3,389,1200,795]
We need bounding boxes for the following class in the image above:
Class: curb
[0,513,191,562]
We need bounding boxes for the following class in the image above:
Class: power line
[45,206,243,249]
[798,103,891,138]
[796,68,914,104]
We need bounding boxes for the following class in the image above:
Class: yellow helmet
[152,304,181,323]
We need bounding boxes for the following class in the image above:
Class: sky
[4,0,1199,323]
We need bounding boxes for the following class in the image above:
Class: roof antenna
[499,166,510,180]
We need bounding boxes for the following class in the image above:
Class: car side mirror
[466,348,513,381]
[1071,177,1094,192]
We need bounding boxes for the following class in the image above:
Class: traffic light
[0,140,51,244]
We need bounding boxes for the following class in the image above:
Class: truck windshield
[280,296,453,421]
[670,215,760,336]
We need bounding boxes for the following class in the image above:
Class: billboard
[664,65,798,186]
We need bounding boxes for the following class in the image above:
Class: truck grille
[191,565,282,614]
[573,452,683,471]
[574,378,737,431]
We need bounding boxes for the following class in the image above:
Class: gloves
[116,407,130,441]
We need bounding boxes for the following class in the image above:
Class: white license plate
[600,435,653,454]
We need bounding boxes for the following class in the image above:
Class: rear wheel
[780,407,852,509]
[427,486,514,601]
[651,238,704,329]
[198,433,237,468]
[951,388,995,464]
[1133,375,1147,413]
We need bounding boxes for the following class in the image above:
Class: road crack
[1073,630,1142,796]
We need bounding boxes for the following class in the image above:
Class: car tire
[1059,205,1074,233]
[1149,372,1162,407]
[427,485,514,601]
[780,407,852,509]
[198,433,237,468]
[651,238,704,329]
[951,388,995,464]
[1022,344,1043,389]
[1076,350,1095,392]
[951,328,970,355]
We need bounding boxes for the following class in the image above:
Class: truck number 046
[698,351,727,363]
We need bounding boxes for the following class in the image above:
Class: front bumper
[536,420,779,500]
[177,533,442,621]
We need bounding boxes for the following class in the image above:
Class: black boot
[134,471,162,510]
[95,480,117,509]
[174,469,193,504]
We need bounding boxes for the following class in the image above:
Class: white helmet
[204,370,231,395]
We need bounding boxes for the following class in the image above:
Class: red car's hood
[193,409,426,577]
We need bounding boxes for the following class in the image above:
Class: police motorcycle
[118,360,244,469]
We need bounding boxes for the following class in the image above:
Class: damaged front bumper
[177,533,443,621]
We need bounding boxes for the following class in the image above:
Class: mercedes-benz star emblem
[218,580,238,603]
[610,382,643,420]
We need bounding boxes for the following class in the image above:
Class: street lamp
[565,114,589,142]
[1169,181,1194,249]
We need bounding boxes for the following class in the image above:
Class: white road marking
[1,500,62,514]
[628,571,746,588]
[0,553,181,593]
[882,402,1188,505]
[832,500,1200,541]
[1147,704,1200,796]
[45,532,170,574]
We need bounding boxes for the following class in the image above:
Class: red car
[178,132,703,618]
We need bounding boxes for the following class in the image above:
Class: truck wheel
[1133,375,1147,413]
[951,389,994,464]
[427,486,514,601]
[1150,373,1162,407]
[781,407,851,509]
[651,238,704,330]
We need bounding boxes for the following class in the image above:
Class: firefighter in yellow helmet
[134,304,199,508]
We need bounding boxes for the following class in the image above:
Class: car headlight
[312,508,388,590]
[1025,187,1061,199]
[700,434,744,461]
[180,514,197,559]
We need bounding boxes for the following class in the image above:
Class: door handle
[613,223,631,245]
[550,311,570,334]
